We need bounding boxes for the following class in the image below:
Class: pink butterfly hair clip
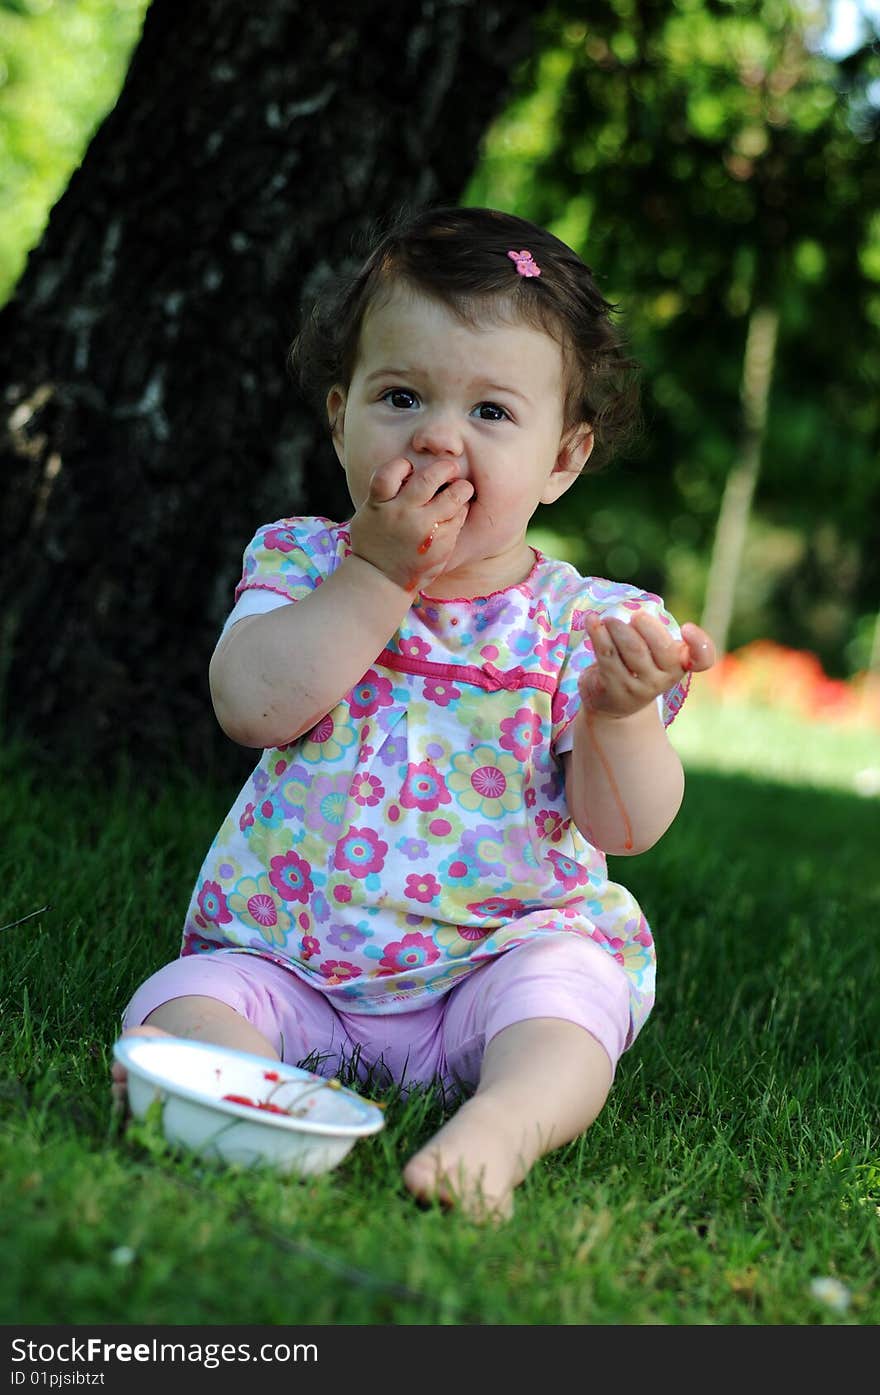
[507,248,541,278]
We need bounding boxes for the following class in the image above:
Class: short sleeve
[552,584,692,755]
[218,588,292,638]
[233,516,346,608]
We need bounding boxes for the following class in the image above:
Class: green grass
[1,703,878,1326]
[669,688,880,796]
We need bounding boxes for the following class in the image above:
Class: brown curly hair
[289,205,642,467]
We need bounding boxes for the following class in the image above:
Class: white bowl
[113,1036,385,1175]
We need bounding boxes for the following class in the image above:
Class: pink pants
[122,933,631,1096]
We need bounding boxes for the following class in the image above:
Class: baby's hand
[348,455,474,593]
[580,612,715,718]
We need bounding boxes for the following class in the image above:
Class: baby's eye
[382,388,419,410]
[473,402,510,422]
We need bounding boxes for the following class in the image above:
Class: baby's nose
[411,414,463,458]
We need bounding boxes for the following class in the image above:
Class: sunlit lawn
[670,682,880,796]
[1,697,878,1326]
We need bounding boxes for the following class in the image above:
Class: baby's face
[327,285,588,596]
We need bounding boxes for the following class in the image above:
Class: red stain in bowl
[221,1093,289,1116]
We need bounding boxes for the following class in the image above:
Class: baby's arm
[210,456,472,748]
[562,613,715,855]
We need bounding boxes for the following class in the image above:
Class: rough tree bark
[0,0,546,772]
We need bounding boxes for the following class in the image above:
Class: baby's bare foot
[110,1024,173,1113]
[402,1094,533,1223]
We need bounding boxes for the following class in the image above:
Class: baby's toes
[402,1152,457,1210]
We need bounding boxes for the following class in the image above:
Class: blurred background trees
[1,0,878,765]
[469,0,880,673]
[0,0,144,306]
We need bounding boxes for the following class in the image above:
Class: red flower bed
[699,641,880,728]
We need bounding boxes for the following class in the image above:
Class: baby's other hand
[580,612,715,718]
[679,621,716,673]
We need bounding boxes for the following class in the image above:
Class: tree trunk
[0,0,544,772]
[700,302,779,655]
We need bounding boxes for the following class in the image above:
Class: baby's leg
[111,996,278,1111]
[402,934,629,1220]
[112,951,347,1110]
[402,1017,612,1220]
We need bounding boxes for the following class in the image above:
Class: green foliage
[0,0,148,303]
[470,0,880,676]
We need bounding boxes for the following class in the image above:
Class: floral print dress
[182,517,690,1045]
